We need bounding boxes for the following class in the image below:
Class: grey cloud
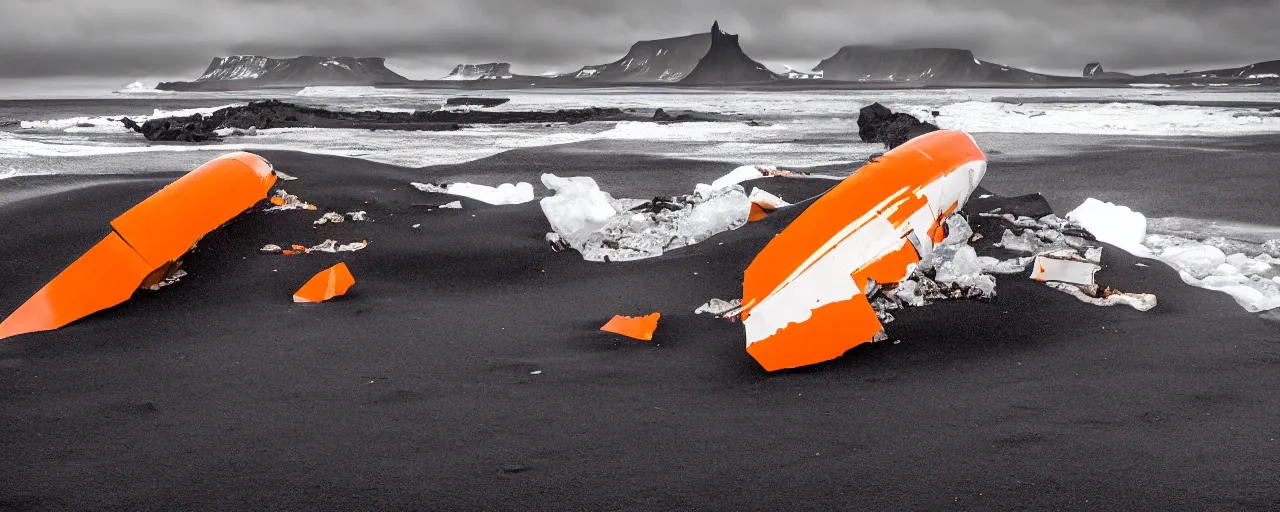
[0,0,1277,80]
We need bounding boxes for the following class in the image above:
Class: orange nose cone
[600,312,661,341]
[0,152,277,341]
[293,263,356,303]
[110,151,277,268]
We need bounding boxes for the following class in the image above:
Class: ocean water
[3,86,1280,171]
[2,85,1278,312]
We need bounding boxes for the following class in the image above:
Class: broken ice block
[539,174,618,248]
[314,212,345,225]
[1045,283,1156,311]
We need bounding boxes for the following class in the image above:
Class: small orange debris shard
[293,262,356,303]
[600,312,661,341]
[270,196,286,206]
[748,203,770,222]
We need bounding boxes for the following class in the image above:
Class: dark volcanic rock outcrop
[858,102,939,149]
[158,56,409,91]
[445,97,511,107]
[680,22,779,84]
[1084,63,1133,79]
[441,63,513,80]
[574,33,712,82]
[119,100,700,142]
[814,47,1066,85]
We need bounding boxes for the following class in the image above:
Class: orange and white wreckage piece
[740,130,988,372]
[0,152,279,340]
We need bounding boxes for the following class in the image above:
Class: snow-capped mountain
[572,33,711,82]
[440,63,514,81]
[1154,60,1280,80]
[813,47,1061,84]
[158,56,408,90]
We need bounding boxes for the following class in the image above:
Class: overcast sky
[1,0,1277,83]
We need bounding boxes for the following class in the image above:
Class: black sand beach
[2,145,1279,510]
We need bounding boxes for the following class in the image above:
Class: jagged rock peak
[679,21,778,84]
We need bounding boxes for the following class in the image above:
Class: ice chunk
[260,244,283,253]
[748,187,790,209]
[539,174,618,248]
[1147,236,1280,312]
[979,256,1033,274]
[997,229,1072,255]
[693,166,767,197]
[308,240,338,253]
[574,186,750,262]
[695,298,743,318]
[1046,283,1157,311]
[545,173,752,262]
[336,241,369,252]
[314,212,344,225]
[933,245,997,297]
[440,201,462,209]
[891,280,927,307]
[940,215,974,247]
[1185,272,1280,312]
[411,181,534,205]
[1226,253,1272,274]
[1038,214,1070,230]
[304,240,368,253]
[346,211,367,221]
[265,189,316,212]
[213,126,257,137]
[935,245,982,283]
[677,186,751,244]
[1159,244,1227,279]
[1066,198,1149,256]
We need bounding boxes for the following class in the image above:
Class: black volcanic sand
[2,150,1280,511]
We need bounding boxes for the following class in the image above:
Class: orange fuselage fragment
[293,263,356,303]
[740,130,987,371]
[600,313,661,341]
[0,152,278,341]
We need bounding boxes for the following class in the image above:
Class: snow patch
[1066,198,1149,256]
[410,181,534,205]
